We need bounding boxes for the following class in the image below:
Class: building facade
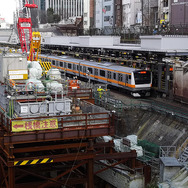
[158,0,170,24]
[95,0,115,30]
[122,0,141,28]
[45,0,83,20]
[83,0,94,30]
[114,0,123,27]
[171,0,188,25]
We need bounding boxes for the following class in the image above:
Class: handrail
[94,93,188,121]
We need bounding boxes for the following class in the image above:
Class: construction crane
[17,0,38,59]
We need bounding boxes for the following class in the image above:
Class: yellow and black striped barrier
[39,61,51,75]
[14,158,53,166]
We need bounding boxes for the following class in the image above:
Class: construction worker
[97,86,104,98]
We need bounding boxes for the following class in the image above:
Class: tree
[47,8,54,23]
[46,8,60,23]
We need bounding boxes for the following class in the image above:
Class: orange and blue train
[39,54,152,97]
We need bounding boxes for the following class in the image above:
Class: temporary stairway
[179,147,188,164]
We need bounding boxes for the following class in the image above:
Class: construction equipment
[28,31,41,61]
[17,0,38,59]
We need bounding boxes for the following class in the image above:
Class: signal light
[140,71,146,74]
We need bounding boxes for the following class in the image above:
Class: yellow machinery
[28,31,41,61]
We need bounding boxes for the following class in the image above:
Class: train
[39,54,152,97]
[173,61,188,104]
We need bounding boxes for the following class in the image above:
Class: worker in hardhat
[97,86,104,98]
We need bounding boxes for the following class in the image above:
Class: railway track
[103,89,188,121]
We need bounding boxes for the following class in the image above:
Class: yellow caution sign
[39,61,51,75]
[14,158,53,166]
[12,118,58,132]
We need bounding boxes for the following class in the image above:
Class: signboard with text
[12,118,58,132]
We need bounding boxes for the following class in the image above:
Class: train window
[77,65,79,70]
[134,71,151,84]
[129,75,131,80]
[64,62,67,68]
[80,66,82,72]
[94,69,98,75]
[107,71,111,79]
[52,60,56,65]
[88,67,93,74]
[125,75,128,83]
[113,73,116,80]
[73,64,76,70]
[60,62,63,67]
[83,66,86,73]
[118,74,123,81]
[100,70,105,77]
[68,63,71,69]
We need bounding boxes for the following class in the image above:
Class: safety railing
[93,93,188,122]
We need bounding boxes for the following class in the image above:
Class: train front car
[131,70,152,97]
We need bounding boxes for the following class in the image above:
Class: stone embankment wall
[116,109,188,150]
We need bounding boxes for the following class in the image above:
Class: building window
[105,6,111,11]
[84,21,87,25]
[163,0,168,7]
[104,16,110,22]
[84,13,87,17]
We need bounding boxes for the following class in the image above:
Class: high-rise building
[45,0,83,20]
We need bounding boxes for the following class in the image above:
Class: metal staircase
[179,147,188,164]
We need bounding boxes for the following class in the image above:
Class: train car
[173,62,188,103]
[39,54,152,97]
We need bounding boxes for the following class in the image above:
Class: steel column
[165,64,170,94]
[87,159,94,188]
[8,166,15,188]
[158,63,163,91]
